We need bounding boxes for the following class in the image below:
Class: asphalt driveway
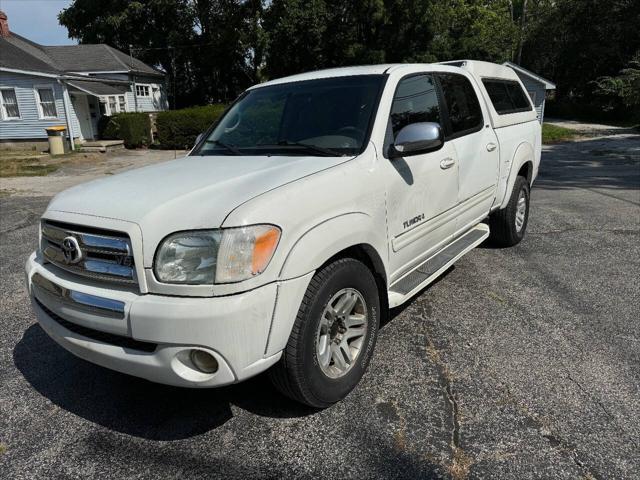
[1,132,639,479]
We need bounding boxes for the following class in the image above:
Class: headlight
[154,225,281,284]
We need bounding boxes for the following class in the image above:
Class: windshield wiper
[258,140,344,157]
[203,140,242,155]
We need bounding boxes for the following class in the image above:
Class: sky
[0,0,77,45]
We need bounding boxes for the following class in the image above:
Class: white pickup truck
[26,60,540,407]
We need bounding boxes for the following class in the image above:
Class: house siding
[0,72,72,140]
[515,74,546,123]
[89,73,168,113]
[130,75,168,112]
[67,93,82,138]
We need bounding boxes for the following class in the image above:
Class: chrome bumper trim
[32,273,126,319]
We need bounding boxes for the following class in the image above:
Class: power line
[130,42,218,53]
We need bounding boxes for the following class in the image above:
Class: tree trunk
[516,0,528,64]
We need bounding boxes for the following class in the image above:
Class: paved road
[1,134,639,479]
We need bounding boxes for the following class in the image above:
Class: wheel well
[518,161,533,185]
[322,244,389,323]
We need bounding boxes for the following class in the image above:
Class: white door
[71,94,94,140]
[382,74,459,279]
[436,72,499,233]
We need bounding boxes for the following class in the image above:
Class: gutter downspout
[129,45,139,112]
[59,79,76,151]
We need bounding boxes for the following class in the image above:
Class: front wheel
[269,258,380,408]
[489,176,531,247]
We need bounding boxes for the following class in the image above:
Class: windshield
[193,75,385,157]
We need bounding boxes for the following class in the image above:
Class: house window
[135,85,150,97]
[35,86,58,118]
[0,88,20,119]
[108,96,117,114]
[104,95,127,115]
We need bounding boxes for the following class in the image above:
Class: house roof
[67,79,130,95]
[0,31,162,78]
[0,33,60,73]
[44,44,162,76]
[503,62,556,90]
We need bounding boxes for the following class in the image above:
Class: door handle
[440,157,455,169]
[486,143,497,152]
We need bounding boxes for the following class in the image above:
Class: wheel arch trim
[499,141,534,209]
[278,212,389,282]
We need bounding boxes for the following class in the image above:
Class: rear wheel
[489,175,530,247]
[269,258,380,408]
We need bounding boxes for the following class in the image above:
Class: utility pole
[170,46,176,110]
[129,44,139,112]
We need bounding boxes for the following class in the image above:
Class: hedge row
[99,112,151,148]
[155,104,227,149]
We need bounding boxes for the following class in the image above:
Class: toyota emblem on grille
[61,236,83,264]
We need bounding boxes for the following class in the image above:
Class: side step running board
[388,223,489,308]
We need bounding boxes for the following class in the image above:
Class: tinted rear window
[482,79,532,114]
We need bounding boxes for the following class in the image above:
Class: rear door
[382,73,459,279]
[436,73,499,234]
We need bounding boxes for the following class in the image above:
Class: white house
[0,11,168,148]
[503,61,556,123]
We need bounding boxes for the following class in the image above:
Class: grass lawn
[0,150,106,178]
[0,151,61,177]
[542,123,578,144]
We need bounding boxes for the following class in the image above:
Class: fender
[498,141,534,209]
[279,212,388,282]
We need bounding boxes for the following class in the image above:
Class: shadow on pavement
[536,135,640,192]
[14,325,446,478]
[13,324,315,441]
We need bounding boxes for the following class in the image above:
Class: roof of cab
[249,61,518,90]
[249,64,402,89]
[439,60,520,81]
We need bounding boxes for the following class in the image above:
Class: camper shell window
[482,78,533,115]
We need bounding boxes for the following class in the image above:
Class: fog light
[190,349,219,373]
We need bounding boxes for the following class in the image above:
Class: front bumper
[25,252,312,388]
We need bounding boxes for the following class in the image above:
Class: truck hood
[47,154,349,230]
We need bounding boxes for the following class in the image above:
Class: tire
[489,175,530,247]
[269,257,380,408]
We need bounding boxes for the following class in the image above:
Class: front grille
[40,220,138,286]
[35,298,157,353]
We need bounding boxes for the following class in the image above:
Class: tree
[57,0,640,123]
[594,52,640,119]
[521,0,640,100]
[58,0,262,107]
[262,0,329,79]
[426,0,518,63]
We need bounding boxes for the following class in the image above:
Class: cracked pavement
[1,131,639,479]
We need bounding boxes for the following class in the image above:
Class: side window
[389,74,441,139]
[438,73,483,135]
[505,82,532,110]
[482,79,533,114]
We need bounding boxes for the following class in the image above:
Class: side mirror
[194,133,204,148]
[390,122,444,159]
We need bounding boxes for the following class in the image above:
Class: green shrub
[100,113,151,148]
[156,105,226,149]
[97,115,112,139]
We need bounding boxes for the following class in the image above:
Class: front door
[71,94,94,140]
[382,74,459,280]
